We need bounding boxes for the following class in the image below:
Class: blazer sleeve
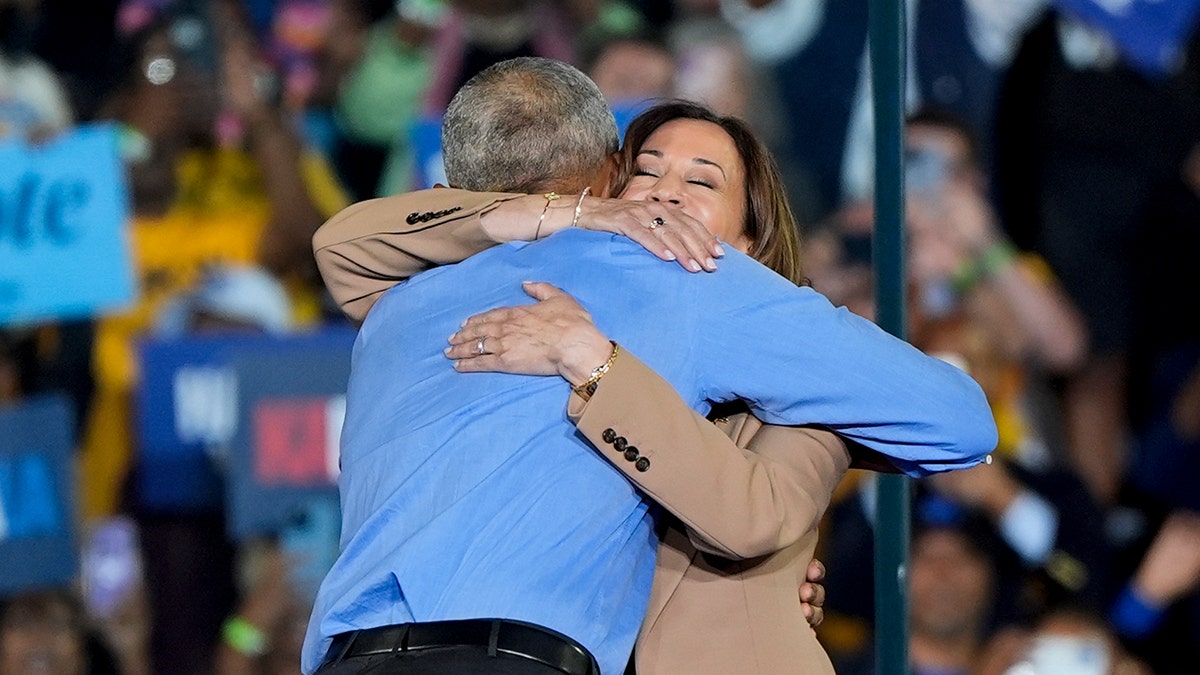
[312,188,525,323]
[567,350,851,560]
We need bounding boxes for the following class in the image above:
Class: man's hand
[576,197,724,273]
[799,558,826,628]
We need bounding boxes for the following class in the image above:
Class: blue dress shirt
[301,229,997,674]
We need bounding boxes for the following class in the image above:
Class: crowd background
[2,0,1199,674]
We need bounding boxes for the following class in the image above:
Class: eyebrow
[637,149,728,180]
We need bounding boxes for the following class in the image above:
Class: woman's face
[619,119,751,251]
[0,594,86,675]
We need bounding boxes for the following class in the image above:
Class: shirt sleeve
[693,252,998,476]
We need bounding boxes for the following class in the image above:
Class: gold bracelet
[573,341,619,401]
[571,187,590,228]
[535,191,560,239]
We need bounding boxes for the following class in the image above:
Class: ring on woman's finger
[647,216,665,230]
[476,336,490,356]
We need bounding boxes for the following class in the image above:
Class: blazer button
[623,447,639,462]
[614,437,628,451]
[635,457,650,472]
[602,428,617,444]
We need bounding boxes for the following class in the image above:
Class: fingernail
[713,243,725,257]
[704,257,717,271]
[443,346,451,355]
[688,260,702,272]
[664,251,677,260]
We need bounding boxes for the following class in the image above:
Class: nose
[648,175,682,205]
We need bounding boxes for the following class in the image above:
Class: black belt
[323,618,601,675]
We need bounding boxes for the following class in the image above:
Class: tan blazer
[313,190,850,673]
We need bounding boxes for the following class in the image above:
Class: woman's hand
[799,558,827,629]
[576,197,724,272]
[483,194,724,272]
[446,282,614,386]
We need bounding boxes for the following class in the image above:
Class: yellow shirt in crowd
[78,146,347,520]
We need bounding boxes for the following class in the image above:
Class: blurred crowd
[1,0,1199,674]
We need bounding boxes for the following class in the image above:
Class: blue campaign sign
[0,394,77,596]
[135,326,356,513]
[611,98,655,138]
[226,340,352,539]
[0,123,134,327]
[1054,0,1200,78]
[410,114,447,190]
[137,334,245,512]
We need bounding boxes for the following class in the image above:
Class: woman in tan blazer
[314,101,873,673]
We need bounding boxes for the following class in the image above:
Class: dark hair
[578,26,669,77]
[0,589,121,675]
[906,106,982,167]
[613,100,806,285]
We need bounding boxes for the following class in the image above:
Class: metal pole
[868,1,910,673]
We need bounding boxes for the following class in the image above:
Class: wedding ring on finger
[648,216,665,230]
[476,336,489,356]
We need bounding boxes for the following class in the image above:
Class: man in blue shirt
[303,58,996,675]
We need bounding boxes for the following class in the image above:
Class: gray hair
[441,57,619,194]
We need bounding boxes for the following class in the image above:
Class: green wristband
[223,615,268,657]
[953,241,1016,294]
[980,241,1017,275]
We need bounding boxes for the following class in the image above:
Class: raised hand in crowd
[1128,510,1200,612]
[906,172,1087,374]
[216,542,312,675]
[212,0,326,277]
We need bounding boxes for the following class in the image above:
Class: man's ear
[589,153,621,198]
